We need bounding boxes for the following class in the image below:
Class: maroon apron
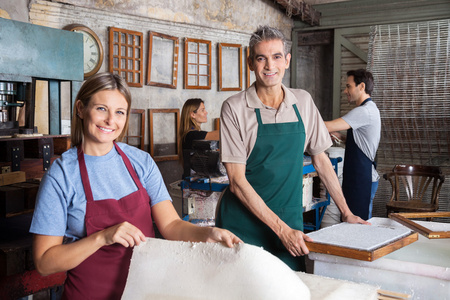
[63,142,155,299]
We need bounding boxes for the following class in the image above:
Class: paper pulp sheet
[122,238,310,300]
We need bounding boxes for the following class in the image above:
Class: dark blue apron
[216,104,306,271]
[342,98,373,220]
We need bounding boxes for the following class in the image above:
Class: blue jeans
[368,180,379,219]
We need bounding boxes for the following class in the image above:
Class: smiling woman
[29,73,241,299]
[76,89,129,156]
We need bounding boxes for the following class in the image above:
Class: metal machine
[0,81,30,136]
[189,139,226,178]
[0,18,84,299]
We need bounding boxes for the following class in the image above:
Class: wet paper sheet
[122,238,310,300]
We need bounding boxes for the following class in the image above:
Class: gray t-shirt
[342,100,381,181]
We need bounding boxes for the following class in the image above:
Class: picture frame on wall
[246,47,256,88]
[109,27,144,87]
[148,108,180,162]
[184,38,211,90]
[147,31,179,89]
[123,109,145,150]
[218,43,242,91]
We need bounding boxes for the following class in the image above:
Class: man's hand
[278,227,313,257]
[330,131,345,144]
[342,214,371,225]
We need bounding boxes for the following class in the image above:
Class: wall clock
[64,24,104,79]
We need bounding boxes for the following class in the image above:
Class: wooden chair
[384,164,445,216]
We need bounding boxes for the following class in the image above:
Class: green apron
[216,104,306,271]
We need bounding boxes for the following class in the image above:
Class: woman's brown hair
[179,98,204,143]
[178,98,204,161]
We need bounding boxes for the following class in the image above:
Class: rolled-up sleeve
[220,101,247,164]
[295,91,332,155]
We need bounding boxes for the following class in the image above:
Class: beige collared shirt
[220,83,332,164]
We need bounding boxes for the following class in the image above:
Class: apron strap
[77,143,145,204]
[292,104,301,120]
[254,108,263,125]
[113,142,145,190]
[77,146,94,203]
[360,97,372,106]
[358,98,376,168]
[255,104,301,125]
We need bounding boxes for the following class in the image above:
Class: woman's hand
[99,221,147,247]
[152,200,242,247]
[204,227,243,248]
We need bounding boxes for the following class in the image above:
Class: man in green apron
[216,26,368,271]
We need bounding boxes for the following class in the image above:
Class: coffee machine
[0,81,29,137]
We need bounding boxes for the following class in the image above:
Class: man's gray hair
[248,26,289,60]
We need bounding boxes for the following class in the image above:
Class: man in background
[325,69,381,220]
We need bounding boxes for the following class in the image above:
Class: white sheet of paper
[296,272,378,300]
[415,220,450,232]
[122,238,310,300]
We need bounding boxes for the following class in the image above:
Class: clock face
[65,25,104,79]
[80,31,101,74]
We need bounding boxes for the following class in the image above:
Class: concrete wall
[51,0,293,38]
[1,0,293,184]
[0,0,29,22]
[296,44,334,121]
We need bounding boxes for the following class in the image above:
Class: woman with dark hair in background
[179,98,219,178]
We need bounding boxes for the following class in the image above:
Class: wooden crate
[23,138,54,159]
[0,237,33,277]
[10,181,40,210]
[0,171,26,186]
[0,185,25,217]
[0,140,24,162]
[53,135,71,155]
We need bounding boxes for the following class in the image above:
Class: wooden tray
[306,232,418,261]
[389,212,450,239]
[305,219,419,261]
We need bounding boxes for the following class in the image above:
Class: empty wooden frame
[218,43,242,91]
[184,38,211,89]
[123,109,145,150]
[109,27,144,87]
[246,47,256,88]
[147,32,179,89]
[148,108,180,162]
[389,212,450,239]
